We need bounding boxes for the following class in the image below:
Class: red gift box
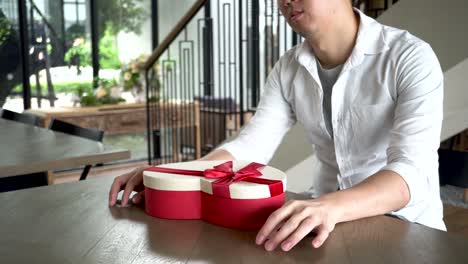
[143,160,286,230]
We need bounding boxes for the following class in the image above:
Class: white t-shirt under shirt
[316,60,344,139]
[220,9,446,231]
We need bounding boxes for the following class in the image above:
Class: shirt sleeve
[381,42,444,209]
[218,61,297,164]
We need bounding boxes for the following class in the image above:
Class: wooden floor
[54,162,468,237]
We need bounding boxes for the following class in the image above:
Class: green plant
[99,26,120,69]
[121,55,146,91]
[79,94,100,106]
[60,1,147,74]
[12,81,94,96]
[121,55,161,93]
[64,25,120,71]
[80,94,125,106]
[64,37,91,74]
[0,15,11,47]
[97,0,148,36]
[99,78,118,89]
[78,78,125,106]
[74,83,94,97]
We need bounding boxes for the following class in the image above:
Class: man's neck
[307,9,360,69]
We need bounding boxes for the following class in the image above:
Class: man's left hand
[255,198,341,251]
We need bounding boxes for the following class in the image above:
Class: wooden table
[0,119,130,177]
[0,176,467,263]
[26,103,152,135]
[26,102,202,161]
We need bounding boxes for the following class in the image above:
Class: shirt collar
[354,8,389,55]
[294,8,389,66]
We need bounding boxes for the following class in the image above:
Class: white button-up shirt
[220,10,446,231]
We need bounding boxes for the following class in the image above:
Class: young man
[109,0,445,252]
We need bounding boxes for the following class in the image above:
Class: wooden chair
[49,119,104,181]
[1,109,42,126]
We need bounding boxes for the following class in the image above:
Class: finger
[121,175,140,207]
[256,209,292,246]
[109,176,126,207]
[131,168,146,192]
[312,225,331,248]
[268,219,287,239]
[132,191,145,204]
[256,200,301,246]
[258,219,286,245]
[280,217,320,251]
[264,210,313,251]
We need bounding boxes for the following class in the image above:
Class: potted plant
[73,78,125,107]
[121,55,161,103]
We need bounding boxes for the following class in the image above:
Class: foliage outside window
[77,78,125,106]
[64,37,91,74]
[2,0,150,108]
[63,0,149,74]
[64,26,120,73]
[97,0,148,36]
[98,26,120,69]
[0,16,12,47]
[121,55,147,92]
[121,55,161,99]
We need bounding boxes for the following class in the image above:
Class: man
[109,0,445,252]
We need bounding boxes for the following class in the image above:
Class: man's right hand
[108,165,150,207]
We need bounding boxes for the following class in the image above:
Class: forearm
[200,149,235,161]
[319,170,410,223]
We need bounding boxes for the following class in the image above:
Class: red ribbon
[145,161,284,198]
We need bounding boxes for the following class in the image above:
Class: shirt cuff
[381,161,423,208]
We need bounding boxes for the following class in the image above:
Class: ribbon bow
[145,161,283,198]
[203,161,264,183]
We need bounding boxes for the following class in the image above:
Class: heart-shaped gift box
[143,160,286,230]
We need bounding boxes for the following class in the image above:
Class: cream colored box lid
[143,160,287,199]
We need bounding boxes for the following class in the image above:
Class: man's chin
[288,25,303,36]
[289,25,317,41]
[290,28,309,40]
[287,23,308,35]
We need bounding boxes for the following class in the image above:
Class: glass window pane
[77,4,86,23]
[64,4,78,28]
[24,0,93,110]
[97,0,151,163]
[0,1,24,111]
